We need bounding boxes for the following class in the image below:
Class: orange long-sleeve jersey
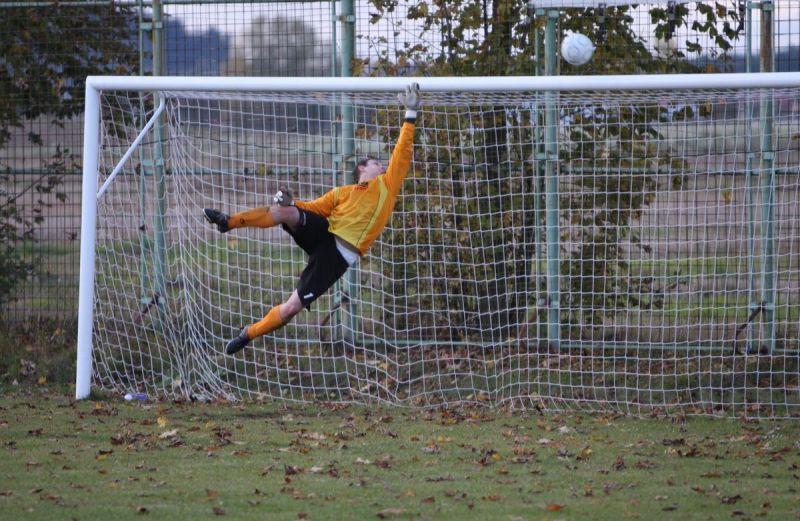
[295,121,415,256]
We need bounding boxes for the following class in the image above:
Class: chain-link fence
[1,0,799,323]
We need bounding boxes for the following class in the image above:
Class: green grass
[1,388,799,520]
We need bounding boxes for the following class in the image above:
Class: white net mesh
[91,83,800,417]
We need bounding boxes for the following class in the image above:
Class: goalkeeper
[203,83,420,355]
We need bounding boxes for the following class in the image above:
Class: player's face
[360,159,384,181]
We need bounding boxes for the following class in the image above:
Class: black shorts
[282,209,349,309]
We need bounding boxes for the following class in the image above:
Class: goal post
[78,73,800,418]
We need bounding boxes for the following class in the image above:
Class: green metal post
[328,0,343,342]
[340,0,358,344]
[138,0,149,306]
[759,0,776,353]
[530,7,547,345]
[544,10,561,349]
[744,0,756,351]
[330,0,339,76]
[152,0,167,310]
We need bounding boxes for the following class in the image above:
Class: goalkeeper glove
[398,82,420,119]
[273,188,294,207]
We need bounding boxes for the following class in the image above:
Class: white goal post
[78,73,800,418]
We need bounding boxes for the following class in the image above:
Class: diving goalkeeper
[203,83,420,355]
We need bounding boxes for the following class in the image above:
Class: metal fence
[1,0,799,323]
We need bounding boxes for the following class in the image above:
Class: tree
[0,4,138,148]
[0,4,138,306]
[363,0,742,341]
[226,16,331,76]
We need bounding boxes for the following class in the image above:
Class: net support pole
[76,82,101,400]
[744,0,757,352]
[151,0,168,314]
[340,0,359,344]
[544,10,561,349]
[138,2,150,309]
[759,0,776,353]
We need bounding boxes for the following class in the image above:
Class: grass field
[1,387,799,520]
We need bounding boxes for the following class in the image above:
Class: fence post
[759,0,776,353]
[544,10,561,349]
[339,0,359,344]
[152,0,168,318]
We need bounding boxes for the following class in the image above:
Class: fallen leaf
[478,449,498,465]
[376,508,406,518]
[212,507,226,515]
[284,465,302,476]
[421,496,435,504]
[545,503,565,511]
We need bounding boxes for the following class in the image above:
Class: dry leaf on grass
[376,508,407,518]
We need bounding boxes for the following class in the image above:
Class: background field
[1,387,799,520]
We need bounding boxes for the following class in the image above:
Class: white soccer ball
[561,32,595,66]
[654,36,678,58]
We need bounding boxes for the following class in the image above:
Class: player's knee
[272,205,299,225]
[282,298,303,317]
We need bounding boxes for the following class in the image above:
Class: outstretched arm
[383,83,419,195]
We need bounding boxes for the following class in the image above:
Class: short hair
[351,157,374,184]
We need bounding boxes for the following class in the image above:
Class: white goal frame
[77,72,800,406]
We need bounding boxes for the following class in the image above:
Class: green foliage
[0,4,137,308]
[365,1,742,338]
[0,4,138,148]
[0,149,73,306]
[364,0,743,77]
[0,318,75,385]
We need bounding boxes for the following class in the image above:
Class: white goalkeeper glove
[273,188,294,207]
[398,82,420,119]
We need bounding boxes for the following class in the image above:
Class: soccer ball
[561,32,595,66]
[654,36,678,58]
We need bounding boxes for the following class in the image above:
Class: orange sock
[247,305,288,339]
[228,208,275,229]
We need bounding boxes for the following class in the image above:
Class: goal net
[78,75,800,418]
